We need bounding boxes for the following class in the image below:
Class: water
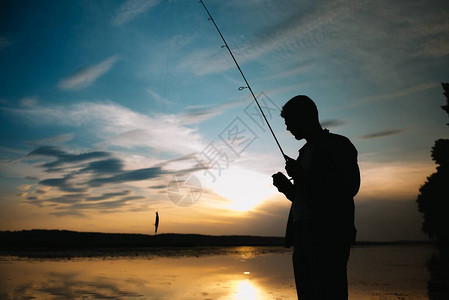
[0,245,435,299]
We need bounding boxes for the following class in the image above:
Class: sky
[0,0,448,241]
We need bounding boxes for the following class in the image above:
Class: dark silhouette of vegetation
[417,82,449,252]
[417,82,449,300]
[427,252,449,300]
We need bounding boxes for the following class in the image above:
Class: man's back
[298,130,359,243]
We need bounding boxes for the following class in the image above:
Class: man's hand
[272,172,293,197]
[284,155,301,179]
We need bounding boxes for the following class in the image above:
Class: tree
[417,83,449,252]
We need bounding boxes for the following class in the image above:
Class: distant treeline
[0,230,285,248]
[0,230,433,249]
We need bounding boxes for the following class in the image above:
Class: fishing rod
[198,0,289,162]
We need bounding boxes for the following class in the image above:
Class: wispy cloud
[28,146,110,170]
[354,82,439,105]
[179,0,366,75]
[321,119,347,128]
[86,190,130,202]
[180,98,245,124]
[19,96,38,107]
[113,0,160,26]
[29,133,75,147]
[5,101,208,155]
[27,146,169,190]
[399,8,449,57]
[80,158,124,174]
[39,175,87,193]
[58,55,119,90]
[146,88,175,105]
[320,0,449,82]
[68,197,144,211]
[88,167,162,187]
[254,63,314,83]
[5,94,247,158]
[417,37,449,57]
[181,0,449,90]
[21,144,207,215]
[358,129,407,140]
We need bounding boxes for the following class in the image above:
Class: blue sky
[0,0,448,240]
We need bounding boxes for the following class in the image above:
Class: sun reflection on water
[233,279,259,300]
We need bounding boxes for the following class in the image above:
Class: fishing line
[152,0,174,234]
[198,0,289,162]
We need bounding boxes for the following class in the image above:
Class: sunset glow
[1,0,448,241]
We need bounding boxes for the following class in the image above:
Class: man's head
[281,95,321,140]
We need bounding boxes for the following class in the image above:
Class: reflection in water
[348,245,433,300]
[428,251,449,299]
[234,280,259,299]
[0,245,435,299]
[0,247,294,299]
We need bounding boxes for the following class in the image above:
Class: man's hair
[280,95,318,121]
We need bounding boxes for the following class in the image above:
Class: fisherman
[272,95,360,300]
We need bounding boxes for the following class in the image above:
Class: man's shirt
[292,140,313,222]
[285,129,360,244]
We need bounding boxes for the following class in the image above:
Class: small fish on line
[154,211,159,235]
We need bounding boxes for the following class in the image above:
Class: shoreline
[1,230,435,258]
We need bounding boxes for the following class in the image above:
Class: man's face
[284,116,304,140]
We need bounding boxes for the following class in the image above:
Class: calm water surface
[0,245,434,299]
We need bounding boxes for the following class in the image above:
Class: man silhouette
[272,95,360,300]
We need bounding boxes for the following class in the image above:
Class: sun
[212,167,275,212]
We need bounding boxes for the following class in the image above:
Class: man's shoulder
[323,131,352,145]
[321,131,357,153]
